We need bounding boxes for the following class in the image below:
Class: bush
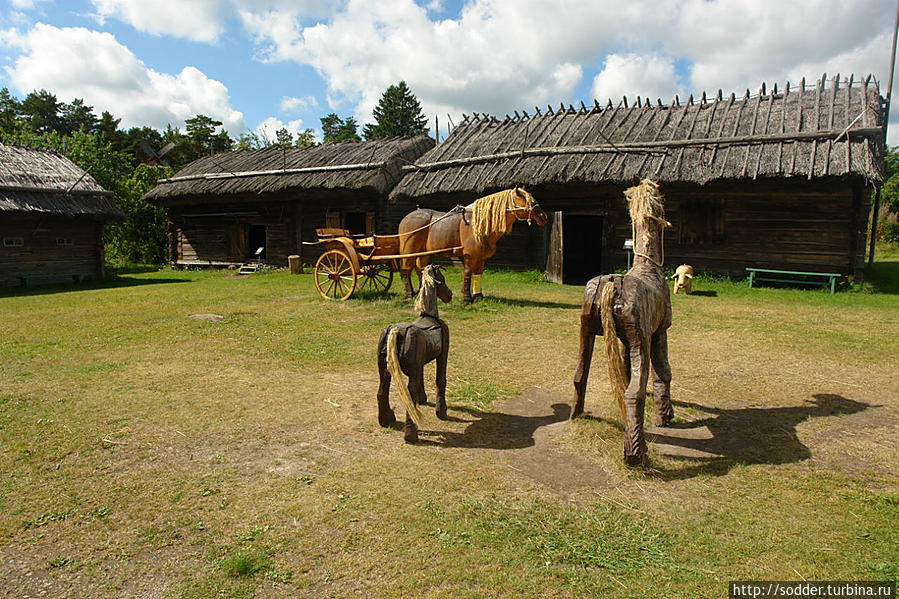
[876,218,899,245]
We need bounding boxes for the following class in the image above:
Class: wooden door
[545,211,563,283]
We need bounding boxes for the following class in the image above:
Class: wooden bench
[20,273,83,288]
[746,268,841,294]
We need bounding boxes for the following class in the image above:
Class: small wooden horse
[376,264,452,443]
[571,178,674,467]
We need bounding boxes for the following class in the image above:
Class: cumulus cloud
[591,53,679,105]
[237,0,894,140]
[1,23,245,132]
[89,0,335,43]
[280,95,318,113]
[254,116,308,142]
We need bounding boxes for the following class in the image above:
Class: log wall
[1,216,104,286]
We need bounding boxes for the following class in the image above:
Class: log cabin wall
[399,177,871,282]
[1,216,104,286]
[165,191,390,269]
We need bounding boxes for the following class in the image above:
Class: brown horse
[397,187,548,304]
[571,178,673,467]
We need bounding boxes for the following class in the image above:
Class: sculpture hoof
[404,432,418,444]
[436,407,448,420]
[378,413,396,427]
[623,452,649,468]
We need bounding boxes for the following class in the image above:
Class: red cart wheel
[358,262,393,293]
[314,250,357,300]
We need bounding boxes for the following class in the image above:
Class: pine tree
[363,81,428,140]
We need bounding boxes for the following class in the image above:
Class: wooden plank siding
[1,217,104,286]
[395,177,870,281]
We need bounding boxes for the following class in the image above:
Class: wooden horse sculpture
[397,187,548,304]
[571,178,673,467]
[376,264,453,443]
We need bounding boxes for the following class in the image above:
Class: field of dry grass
[1,259,897,598]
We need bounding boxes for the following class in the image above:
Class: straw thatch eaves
[391,74,886,200]
[0,143,122,218]
[144,135,435,205]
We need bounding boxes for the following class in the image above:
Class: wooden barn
[390,75,886,284]
[144,136,434,268]
[0,143,123,287]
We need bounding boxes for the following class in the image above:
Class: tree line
[0,81,429,265]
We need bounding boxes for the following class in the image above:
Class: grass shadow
[0,273,191,298]
[645,393,873,480]
[685,290,718,297]
[417,402,571,450]
[866,260,899,294]
[461,296,582,310]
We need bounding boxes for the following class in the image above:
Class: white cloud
[237,0,894,143]
[91,0,226,43]
[591,53,679,105]
[280,95,317,113]
[254,116,308,141]
[1,23,245,133]
[89,0,336,43]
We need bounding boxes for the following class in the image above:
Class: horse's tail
[600,282,628,422]
[386,327,424,428]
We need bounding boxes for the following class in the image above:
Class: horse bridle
[506,191,540,225]
[631,214,672,268]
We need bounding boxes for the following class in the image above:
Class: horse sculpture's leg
[434,324,449,420]
[376,328,396,427]
[571,313,597,419]
[623,343,651,467]
[650,330,673,427]
[404,367,425,443]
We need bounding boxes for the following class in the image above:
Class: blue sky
[0,0,896,144]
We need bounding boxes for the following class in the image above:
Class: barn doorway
[547,212,604,285]
[248,225,266,260]
[344,212,367,235]
[562,214,603,285]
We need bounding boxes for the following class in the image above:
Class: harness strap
[631,215,671,269]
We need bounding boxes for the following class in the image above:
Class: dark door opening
[248,225,266,260]
[344,212,367,235]
[562,214,603,285]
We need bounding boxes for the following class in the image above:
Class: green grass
[1,258,897,598]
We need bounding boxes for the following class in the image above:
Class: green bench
[746,268,841,294]
[20,273,83,288]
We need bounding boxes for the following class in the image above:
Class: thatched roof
[392,74,886,200]
[144,135,435,205]
[0,143,121,218]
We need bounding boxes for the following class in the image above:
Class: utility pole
[869,0,899,266]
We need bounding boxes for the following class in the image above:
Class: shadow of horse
[646,393,872,480]
[415,401,571,450]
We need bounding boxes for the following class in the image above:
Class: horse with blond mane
[571,177,674,467]
[397,187,548,304]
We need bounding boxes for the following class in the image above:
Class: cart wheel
[314,250,357,300]
[358,263,393,293]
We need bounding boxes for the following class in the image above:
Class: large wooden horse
[376,264,453,443]
[397,187,548,304]
[571,178,673,467]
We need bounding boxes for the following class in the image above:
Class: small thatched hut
[391,74,885,283]
[144,136,434,268]
[0,143,122,287]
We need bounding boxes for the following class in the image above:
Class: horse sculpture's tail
[600,282,628,422]
[385,327,424,428]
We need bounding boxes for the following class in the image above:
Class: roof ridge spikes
[761,82,766,96]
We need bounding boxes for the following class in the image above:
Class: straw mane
[469,189,514,240]
[414,266,439,316]
[624,178,666,224]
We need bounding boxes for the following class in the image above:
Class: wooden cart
[303,228,461,300]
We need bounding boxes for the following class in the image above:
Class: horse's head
[624,178,671,268]
[415,264,452,315]
[510,187,548,227]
